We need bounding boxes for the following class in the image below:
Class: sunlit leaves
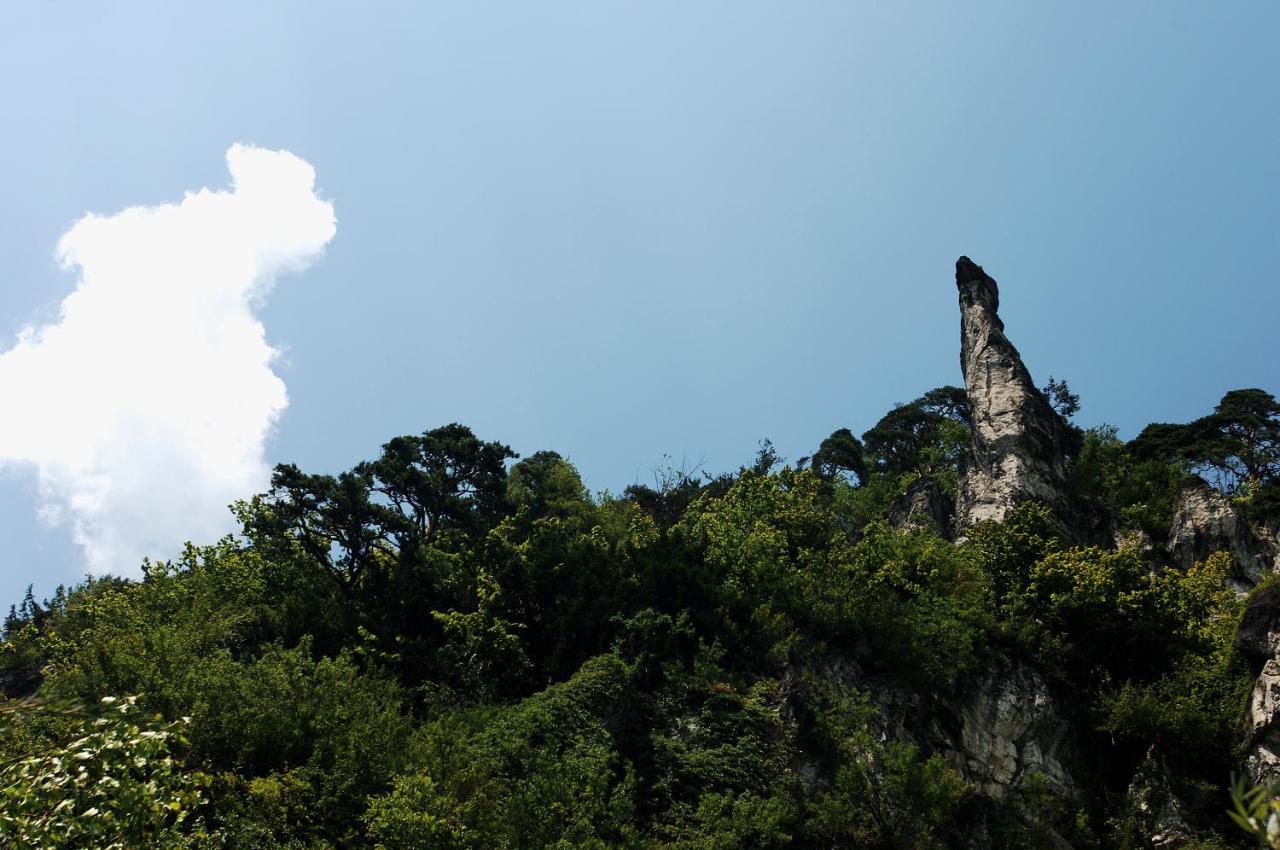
[0,696,207,849]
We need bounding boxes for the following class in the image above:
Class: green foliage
[1094,552,1250,776]
[1132,388,1280,500]
[366,654,639,849]
[807,427,867,484]
[244,423,516,597]
[0,696,208,849]
[987,772,1100,850]
[0,400,1266,848]
[860,386,971,492]
[976,508,1245,693]
[1042,376,1082,419]
[652,791,795,850]
[805,688,968,850]
[431,568,531,699]
[506,450,590,520]
[1230,776,1280,848]
[1069,424,1187,537]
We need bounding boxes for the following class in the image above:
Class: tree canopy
[0,389,1268,848]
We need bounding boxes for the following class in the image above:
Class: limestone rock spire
[954,257,1075,533]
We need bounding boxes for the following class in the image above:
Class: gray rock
[1237,584,1280,661]
[1167,477,1278,590]
[947,657,1076,800]
[1245,658,1280,784]
[1126,748,1193,850]
[1114,528,1155,553]
[953,257,1077,537]
[794,652,1078,802]
[887,476,954,540]
[1237,585,1280,788]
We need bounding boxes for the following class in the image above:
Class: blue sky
[0,3,1276,606]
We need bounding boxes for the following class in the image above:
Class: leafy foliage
[861,386,971,487]
[0,697,207,849]
[1041,376,1081,419]
[1132,388,1280,502]
[0,391,1268,847]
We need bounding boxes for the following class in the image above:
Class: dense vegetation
[1,386,1276,849]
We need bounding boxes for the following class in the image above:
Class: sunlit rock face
[1236,586,1280,784]
[953,257,1076,536]
[792,653,1079,803]
[1125,749,1194,850]
[1168,476,1279,591]
[948,657,1077,800]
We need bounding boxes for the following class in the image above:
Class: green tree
[506,450,590,520]
[807,427,867,484]
[1041,376,1081,419]
[1132,388,1280,494]
[861,386,971,484]
[807,689,967,850]
[0,697,207,849]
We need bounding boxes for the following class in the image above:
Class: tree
[861,386,971,479]
[506,451,589,519]
[624,453,705,526]
[366,423,516,546]
[0,697,208,849]
[750,439,781,476]
[245,464,398,596]
[809,689,967,850]
[809,428,867,484]
[1131,388,1280,494]
[244,424,516,593]
[1041,376,1081,419]
[1206,388,1280,484]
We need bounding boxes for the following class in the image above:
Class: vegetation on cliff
[1,380,1276,848]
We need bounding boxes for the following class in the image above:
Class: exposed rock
[947,657,1076,799]
[792,651,1078,803]
[1126,748,1193,850]
[1238,586,1280,786]
[953,257,1077,537]
[1167,477,1278,590]
[1236,583,1280,662]
[887,476,954,540]
[1114,528,1155,553]
[1245,657,1280,784]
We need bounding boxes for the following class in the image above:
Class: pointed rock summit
[954,257,1076,534]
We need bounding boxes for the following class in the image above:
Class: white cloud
[0,144,336,574]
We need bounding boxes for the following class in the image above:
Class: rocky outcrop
[793,652,1078,802]
[1237,584,1280,661]
[1168,477,1278,590]
[953,257,1077,537]
[1245,657,1280,784]
[887,476,954,540]
[1125,749,1193,850]
[1238,587,1280,784]
[947,657,1076,799]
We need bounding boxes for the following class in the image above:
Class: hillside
[2,256,1278,849]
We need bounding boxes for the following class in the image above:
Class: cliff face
[1168,477,1279,591]
[944,255,1280,848]
[953,257,1077,536]
[1237,586,1280,784]
[792,651,1082,847]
